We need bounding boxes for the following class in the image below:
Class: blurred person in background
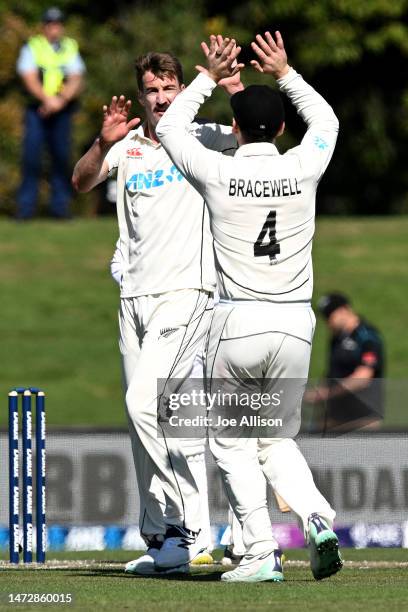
[305,293,385,432]
[16,7,85,219]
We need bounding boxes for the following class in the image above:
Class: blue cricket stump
[8,388,46,564]
[8,391,19,564]
[36,392,46,563]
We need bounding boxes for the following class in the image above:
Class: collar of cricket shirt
[131,124,162,148]
[234,142,279,157]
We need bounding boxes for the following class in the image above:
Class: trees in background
[1,0,407,214]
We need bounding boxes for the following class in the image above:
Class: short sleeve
[105,140,124,174]
[16,45,36,74]
[359,337,382,369]
[65,53,86,75]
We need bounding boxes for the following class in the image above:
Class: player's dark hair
[231,85,285,144]
[239,128,274,144]
[135,52,184,91]
[317,293,350,319]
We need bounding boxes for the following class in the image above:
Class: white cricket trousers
[120,289,212,539]
[207,301,335,556]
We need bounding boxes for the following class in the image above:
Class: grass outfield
[0,549,407,611]
[0,216,407,428]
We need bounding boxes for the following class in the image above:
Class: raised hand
[251,31,289,79]
[196,35,244,84]
[199,36,244,95]
[100,95,141,145]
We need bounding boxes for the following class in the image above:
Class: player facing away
[157,33,343,582]
[72,51,240,574]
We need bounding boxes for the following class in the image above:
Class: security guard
[16,7,85,218]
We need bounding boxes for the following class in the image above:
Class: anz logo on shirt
[126,165,184,191]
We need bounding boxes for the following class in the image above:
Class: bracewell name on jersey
[229,176,302,198]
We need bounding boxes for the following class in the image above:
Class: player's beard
[154,105,169,119]
[146,105,170,137]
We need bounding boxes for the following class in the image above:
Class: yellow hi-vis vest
[27,34,79,96]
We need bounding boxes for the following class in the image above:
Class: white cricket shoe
[221,549,284,583]
[125,535,189,575]
[154,525,205,570]
[125,535,162,575]
[125,547,189,576]
[125,547,160,575]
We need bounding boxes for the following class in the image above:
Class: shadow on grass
[72,568,223,581]
[71,569,318,584]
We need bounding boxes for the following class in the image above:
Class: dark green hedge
[1,0,407,215]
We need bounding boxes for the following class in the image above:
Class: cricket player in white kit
[157,32,342,582]
[110,239,214,565]
[72,51,239,573]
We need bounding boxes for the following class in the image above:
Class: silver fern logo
[159,327,178,338]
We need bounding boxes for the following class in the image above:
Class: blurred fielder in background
[305,292,385,432]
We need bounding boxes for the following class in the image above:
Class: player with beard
[72,49,240,573]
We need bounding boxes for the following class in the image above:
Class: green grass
[0,218,121,427]
[0,216,407,428]
[0,549,407,612]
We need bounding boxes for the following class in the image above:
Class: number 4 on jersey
[254,210,280,262]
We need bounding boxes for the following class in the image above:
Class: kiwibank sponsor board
[0,433,407,526]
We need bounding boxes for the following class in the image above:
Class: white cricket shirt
[157,69,339,303]
[105,123,236,297]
